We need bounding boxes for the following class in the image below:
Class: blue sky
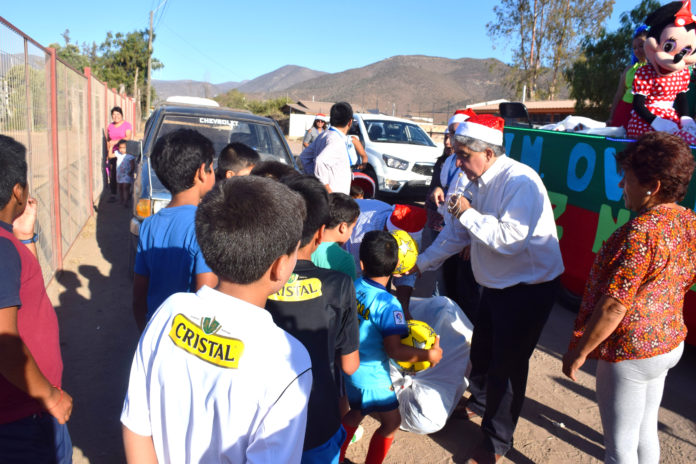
[2,0,654,84]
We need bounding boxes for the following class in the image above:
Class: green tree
[48,29,93,73]
[565,0,660,119]
[214,89,246,109]
[94,30,162,111]
[0,65,49,131]
[488,0,613,100]
[46,28,161,114]
[214,89,291,118]
[245,96,292,118]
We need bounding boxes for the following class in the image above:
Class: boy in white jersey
[121,176,313,463]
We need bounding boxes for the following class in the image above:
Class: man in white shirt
[414,115,564,463]
[300,102,354,194]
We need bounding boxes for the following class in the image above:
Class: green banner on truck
[504,126,696,345]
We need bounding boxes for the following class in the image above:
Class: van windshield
[363,120,436,147]
[154,114,293,164]
[147,114,294,192]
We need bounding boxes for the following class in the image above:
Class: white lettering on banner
[510,132,624,202]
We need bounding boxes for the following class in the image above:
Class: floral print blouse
[570,205,696,362]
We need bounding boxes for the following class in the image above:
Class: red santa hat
[454,114,505,146]
[448,108,476,127]
[315,113,328,122]
[386,204,427,244]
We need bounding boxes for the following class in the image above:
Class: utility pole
[146,10,153,116]
[133,67,139,110]
[146,0,167,117]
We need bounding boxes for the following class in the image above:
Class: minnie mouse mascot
[627,0,696,143]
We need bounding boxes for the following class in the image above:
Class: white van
[351,113,442,198]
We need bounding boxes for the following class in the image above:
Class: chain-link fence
[0,17,138,283]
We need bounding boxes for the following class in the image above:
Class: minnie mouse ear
[675,0,696,26]
[646,1,685,33]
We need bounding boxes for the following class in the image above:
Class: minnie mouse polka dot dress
[626,65,696,144]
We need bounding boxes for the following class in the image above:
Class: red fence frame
[0,16,138,282]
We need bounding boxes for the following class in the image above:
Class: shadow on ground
[53,193,140,463]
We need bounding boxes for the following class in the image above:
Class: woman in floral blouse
[563,131,696,463]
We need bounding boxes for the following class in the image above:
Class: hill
[152,66,326,102]
[157,55,570,121]
[236,65,327,93]
[251,56,569,119]
[254,56,520,113]
[152,79,243,101]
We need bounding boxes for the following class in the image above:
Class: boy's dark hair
[250,160,299,180]
[118,139,128,146]
[327,193,360,229]
[151,129,214,195]
[281,175,330,247]
[195,176,306,284]
[349,183,363,199]
[360,230,398,278]
[215,142,261,181]
[0,135,28,209]
[330,102,353,128]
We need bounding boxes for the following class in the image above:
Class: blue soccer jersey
[347,277,408,389]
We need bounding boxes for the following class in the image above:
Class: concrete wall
[288,114,317,138]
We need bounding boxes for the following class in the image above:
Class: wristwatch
[19,233,38,244]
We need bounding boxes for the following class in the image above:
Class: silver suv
[351,113,442,199]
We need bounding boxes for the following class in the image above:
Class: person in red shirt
[0,135,73,463]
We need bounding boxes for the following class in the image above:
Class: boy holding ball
[340,230,442,464]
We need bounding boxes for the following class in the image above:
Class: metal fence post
[48,47,63,269]
[23,39,33,166]
[105,82,108,136]
[85,67,94,215]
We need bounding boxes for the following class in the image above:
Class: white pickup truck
[350,113,442,199]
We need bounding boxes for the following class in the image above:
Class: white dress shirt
[418,154,564,289]
[313,128,352,194]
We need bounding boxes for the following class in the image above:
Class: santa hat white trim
[447,113,469,127]
[455,120,504,146]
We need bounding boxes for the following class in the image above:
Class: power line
[161,23,245,81]
[154,0,169,31]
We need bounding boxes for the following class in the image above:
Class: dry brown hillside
[254,55,564,119]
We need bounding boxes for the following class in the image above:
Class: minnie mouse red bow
[675,0,696,27]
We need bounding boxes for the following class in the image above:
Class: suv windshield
[363,120,435,147]
[153,114,293,164]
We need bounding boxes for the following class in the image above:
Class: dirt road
[46,196,696,463]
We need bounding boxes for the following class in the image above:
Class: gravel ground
[47,195,696,464]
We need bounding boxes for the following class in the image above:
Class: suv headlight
[382,154,409,170]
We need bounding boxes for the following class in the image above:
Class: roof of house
[467,99,576,114]
[283,100,367,115]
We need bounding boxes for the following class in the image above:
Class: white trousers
[596,342,684,464]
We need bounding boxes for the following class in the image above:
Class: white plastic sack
[539,115,607,132]
[539,116,627,137]
[389,296,473,434]
[576,126,627,137]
